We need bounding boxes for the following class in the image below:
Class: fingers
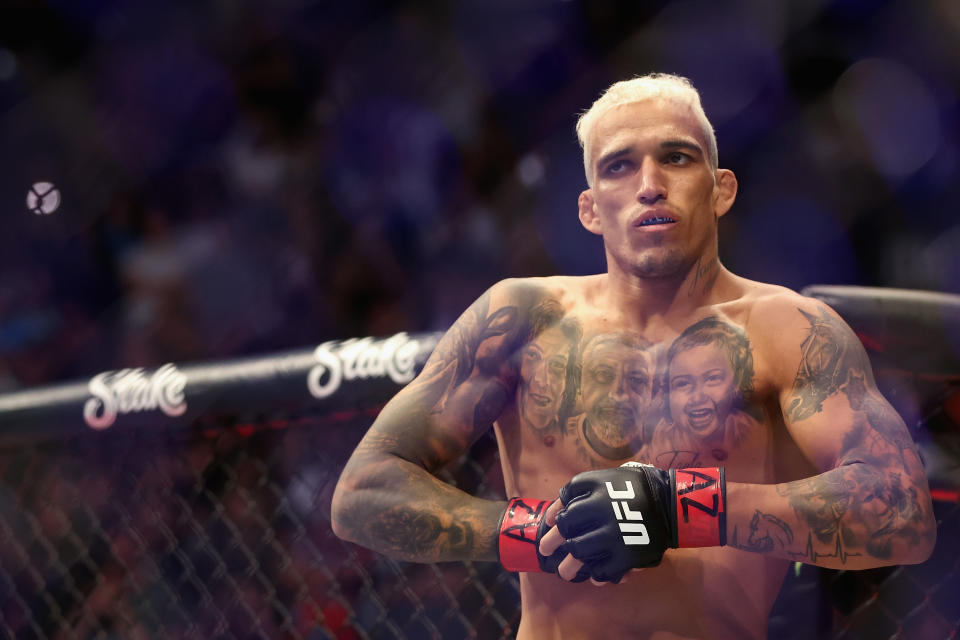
[538,524,564,557]
[558,553,585,582]
[538,498,566,557]
[544,497,563,526]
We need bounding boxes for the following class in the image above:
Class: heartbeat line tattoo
[791,531,861,565]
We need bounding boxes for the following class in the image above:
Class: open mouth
[636,216,676,227]
[686,407,715,429]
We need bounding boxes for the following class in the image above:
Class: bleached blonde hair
[575,73,718,185]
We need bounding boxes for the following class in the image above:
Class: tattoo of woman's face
[519,325,572,431]
[516,299,581,433]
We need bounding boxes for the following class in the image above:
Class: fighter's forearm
[725,463,936,569]
[331,453,506,563]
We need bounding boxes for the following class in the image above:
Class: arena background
[0,0,959,638]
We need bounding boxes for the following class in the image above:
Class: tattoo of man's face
[579,332,653,458]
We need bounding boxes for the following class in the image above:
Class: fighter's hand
[548,463,727,584]
[538,500,599,583]
[497,497,588,580]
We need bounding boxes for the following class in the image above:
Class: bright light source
[517,153,545,187]
[26,182,61,215]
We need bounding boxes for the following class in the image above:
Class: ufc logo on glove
[550,463,727,583]
[605,480,650,545]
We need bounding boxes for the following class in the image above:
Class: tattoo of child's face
[668,344,738,442]
[664,317,756,449]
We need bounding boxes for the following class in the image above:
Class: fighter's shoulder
[738,282,851,377]
[487,275,593,309]
[740,283,845,336]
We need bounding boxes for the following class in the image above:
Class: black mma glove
[497,497,589,581]
[555,463,726,583]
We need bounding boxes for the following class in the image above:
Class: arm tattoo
[334,471,502,562]
[731,510,794,553]
[777,306,936,563]
[365,506,476,558]
[407,290,494,412]
[335,284,549,562]
[773,464,930,564]
[788,305,917,463]
[788,307,856,422]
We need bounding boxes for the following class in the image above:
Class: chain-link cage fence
[0,409,522,640]
[1,406,958,640]
[1,292,959,639]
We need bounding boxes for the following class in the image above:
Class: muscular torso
[490,275,814,639]
[335,266,935,638]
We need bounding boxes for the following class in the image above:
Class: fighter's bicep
[359,382,484,474]
[775,301,915,469]
[365,281,529,471]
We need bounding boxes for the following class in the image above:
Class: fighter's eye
[603,159,632,176]
[665,151,692,165]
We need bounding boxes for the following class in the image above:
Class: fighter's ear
[713,169,737,218]
[578,190,602,235]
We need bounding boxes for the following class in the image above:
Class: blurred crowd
[0,412,519,639]
[0,0,958,393]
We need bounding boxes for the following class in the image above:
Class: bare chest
[496,311,778,497]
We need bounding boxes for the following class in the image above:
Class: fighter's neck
[601,254,730,326]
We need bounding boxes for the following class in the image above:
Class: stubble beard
[624,246,691,280]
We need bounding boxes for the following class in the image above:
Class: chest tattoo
[513,306,764,467]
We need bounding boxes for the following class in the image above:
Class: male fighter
[331,74,936,639]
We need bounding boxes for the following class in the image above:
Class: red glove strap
[498,498,550,572]
[674,467,726,548]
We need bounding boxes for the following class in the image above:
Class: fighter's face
[668,344,737,442]
[579,99,734,280]
[519,326,570,430]
[581,341,652,445]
